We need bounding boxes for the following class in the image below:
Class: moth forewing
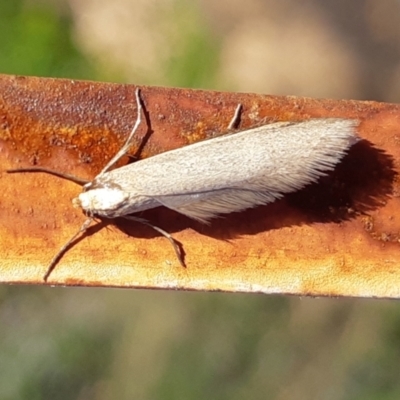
[88,118,359,222]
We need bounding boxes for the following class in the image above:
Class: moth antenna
[43,217,94,281]
[123,216,185,267]
[98,88,144,177]
[7,167,89,186]
[228,104,242,130]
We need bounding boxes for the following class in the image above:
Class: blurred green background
[2,1,400,399]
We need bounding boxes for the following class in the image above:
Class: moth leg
[228,104,242,130]
[43,217,94,281]
[123,216,185,267]
[98,88,144,176]
[7,167,89,186]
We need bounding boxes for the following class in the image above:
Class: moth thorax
[73,187,129,213]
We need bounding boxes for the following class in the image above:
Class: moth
[8,89,359,281]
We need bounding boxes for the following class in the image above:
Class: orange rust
[1,74,400,297]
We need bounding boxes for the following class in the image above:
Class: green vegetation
[0,2,96,79]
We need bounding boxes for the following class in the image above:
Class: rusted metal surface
[0,73,399,297]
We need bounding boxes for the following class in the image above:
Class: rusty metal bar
[0,74,399,297]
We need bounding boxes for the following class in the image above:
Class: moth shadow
[111,139,395,243]
[203,139,395,239]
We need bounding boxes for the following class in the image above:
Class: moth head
[73,187,129,217]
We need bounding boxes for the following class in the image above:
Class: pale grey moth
[8,89,359,280]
